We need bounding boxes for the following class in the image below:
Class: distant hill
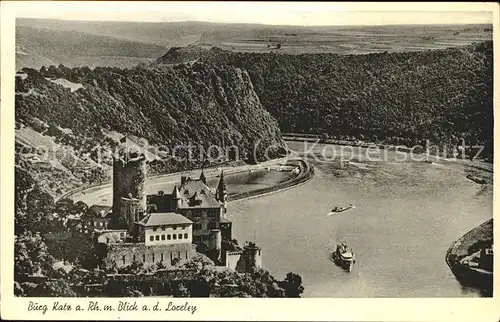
[16,25,167,69]
[16,18,492,69]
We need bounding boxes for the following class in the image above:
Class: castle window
[143,254,146,262]
[161,235,165,240]
[167,234,171,240]
[133,255,136,262]
[122,255,126,265]
[152,253,155,262]
[173,234,177,240]
[184,233,188,239]
[208,222,216,230]
[161,253,164,262]
[185,251,188,259]
[150,236,154,241]
[153,227,157,232]
[155,235,160,241]
[178,234,182,239]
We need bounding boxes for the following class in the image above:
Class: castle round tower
[242,242,262,271]
[120,196,140,232]
[112,140,147,226]
[209,229,222,261]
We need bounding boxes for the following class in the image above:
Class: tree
[54,198,74,218]
[30,279,77,297]
[278,272,304,298]
[15,168,56,234]
[124,288,144,297]
[72,201,89,216]
[14,232,56,278]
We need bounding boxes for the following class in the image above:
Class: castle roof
[220,217,232,223]
[172,185,181,199]
[137,213,192,227]
[88,205,113,218]
[178,178,220,209]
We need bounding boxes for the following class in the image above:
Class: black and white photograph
[1,1,498,319]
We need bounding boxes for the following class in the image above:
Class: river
[229,141,492,297]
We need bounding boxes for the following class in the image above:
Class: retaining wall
[445,219,493,296]
[227,159,314,202]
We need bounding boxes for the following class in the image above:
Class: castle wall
[96,230,128,244]
[225,251,242,271]
[224,246,263,272]
[179,208,221,242]
[106,242,195,268]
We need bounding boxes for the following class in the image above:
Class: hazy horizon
[17,16,494,28]
[8,2,494,27]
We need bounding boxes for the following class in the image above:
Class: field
[16,19,493,69]
[202,25,493,55]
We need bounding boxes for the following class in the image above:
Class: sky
[6,1,495,26]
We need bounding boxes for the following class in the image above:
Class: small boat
[327,204,355,216]
[332,242,356,272]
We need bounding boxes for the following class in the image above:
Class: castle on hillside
[87,138,261,272]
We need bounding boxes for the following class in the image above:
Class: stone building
[82,205,112,231]
[135,212,193,246]
[148,171,232,247]
[101,213,195,268]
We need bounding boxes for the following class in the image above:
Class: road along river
[70,141,492,297]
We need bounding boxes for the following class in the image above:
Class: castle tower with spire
[199,169,207,185]
[172,185,182,212]
[216,171,228,215]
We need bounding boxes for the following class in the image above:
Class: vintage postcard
[1,1,499,321]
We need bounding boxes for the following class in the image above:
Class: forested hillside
[156,41,494,159]
[15,64,286,197]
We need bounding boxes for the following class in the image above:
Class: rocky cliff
[15,65,286,197]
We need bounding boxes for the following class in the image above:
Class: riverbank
[445,219,493,297]
[282,134,493,173]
